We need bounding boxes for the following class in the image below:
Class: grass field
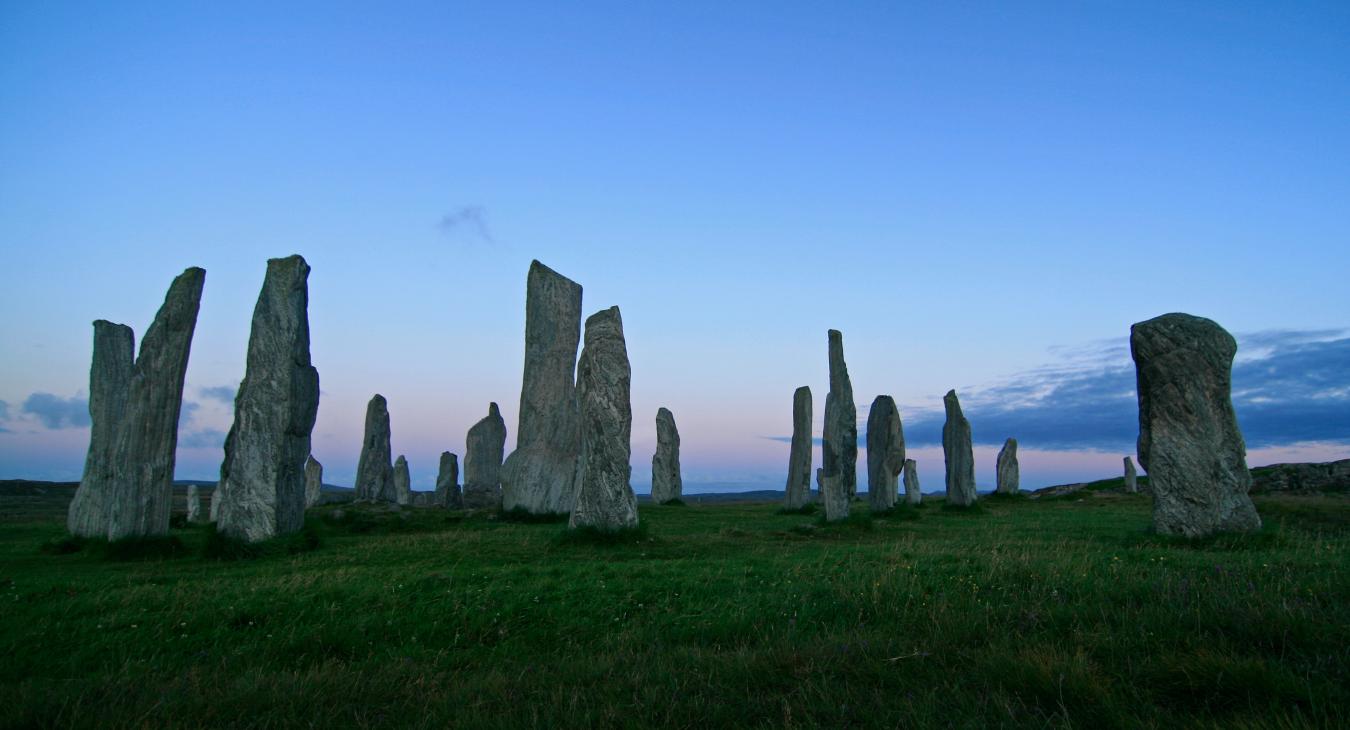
[1,489,1347,728]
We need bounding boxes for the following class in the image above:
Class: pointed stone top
[306,454,321,467]
[395,454,407,466]
[584,306,623,338]
[487,402,501,418]
[943,390,964,417]
[529,259,581,286]
[657,406,674,420]
[369,393,387,407]
[794,385,811,397]
[871,394,896,410]
[1003,437,1017,450]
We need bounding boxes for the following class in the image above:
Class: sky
[2,2,1348,492]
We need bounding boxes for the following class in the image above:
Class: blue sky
[2,2,1348,491]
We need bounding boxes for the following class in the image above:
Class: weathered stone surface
[394,455,412,506]
[1123,456,1138,494]
[996,438,1019,495]
[217,256,321,543]
[354,394,394,502]
[209,482,221,522]
[305,455,323,508]
[1250,459,1350,493]
[501,260,584,515]
[569,307,639,531]
[866,395,906,511]
[942,390,977,507]
[186,484,203,522]
[821,330,856,521]
[1132,313,1260,537]
[903,459,922,505]
[463,403,507,510]
[784,386,813,510]
[435,451,462,509]
[650,407,683,504]
[68,321,135,537]
[106,267,206,540]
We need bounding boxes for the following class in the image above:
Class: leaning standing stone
[995,438,1019,495]
[354,394,395,503]
[942,390,977,507]
[186,484,203,522]
[569,307,639,531]
[305,455,323,508]
[1132,313,1260,537]
[209,481,221,522]
[394,455,412,506]
[783,386,813,510]
[903,459,922,505]
[435,452,462,509]
[463,403,507,510]
[67,321,135,537]
[650,408,683,504]
[1123,456,1138,494]
[866,395,905,511]
[822,330,858,504]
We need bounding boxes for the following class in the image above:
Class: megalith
[394,455,412,506]
[1124,456,1138,494]
[435,451,462,509]
[821,329,857,520]
[942,390,977,507]
[186,484,203,523]
[866,395,905,512]
[67,321,135,537]
[569,307,639,531]
[783,386,813,510]
[903,459,922,505]
[463,403,507,510]
[995,438,1019,495]
[305,455,323,508]
[650,407,683,504]
[354,394,394,502]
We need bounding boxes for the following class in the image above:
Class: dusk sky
[2,2,1347,492]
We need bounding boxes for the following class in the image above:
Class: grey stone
[68,321,135,537]
[1132,313,1260,537]
[105,267,206,540]
[305,455,323,508]
[866,395,905,512]
[569,307,639,531]
[463,403,507,510]
[185,484,203,522]
[209,482,221,522]
[216,256,320,543]
[354,394,394,502]
[821,330,856,520]
[784,386,813,510]
[942,390,977,507]
[501,260,584,516]
[394,455,412,506]
[903,459,922,505]
[1123,456,1138,494]
[650,407,683,504]
[1250,459,1350,493]
[996,438,1019,495]
[435,451,462,509]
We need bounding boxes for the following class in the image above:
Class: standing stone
[1123,456,1138,494]
[185,484,203,522]
[821,330,857,520]
[305,455,323,508]
[68,321,135,537]
[1132,313,1260,537]
[435,452,462,509]
[942,390,977,507]
[105,267,206,540]
[569,306,639,531]
[903,459,922,505]
[209,482,221,522]
[816,468,824,495]
[650,408,683,504]
[463,403,507,510]
[866,395,906,512]
[783,386,813,510]
[217,256,321,543]
[354,394,395,502]
[501,260,584,515]
[393,456,412,506]
[996,438,1019,495]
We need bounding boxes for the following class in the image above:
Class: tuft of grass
[38,535,87,555]
[202,524,322,561]
[1126,522,1285,552]
[872,504,921,521]
[553,523,649,546]
[498,506,570,524]
[816,511,874,530]
[657,498,687,507]
[100,535,189,561]
[776,503,819,516]
[941,501,988,515]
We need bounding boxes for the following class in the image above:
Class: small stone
[354,394,395,503]
[996,438,1019,495]
[650,408,683,504]
[394,455,412,506]
[463,403,507,510]
[185,484,203,522]
[866,395,906,512]
[209,482,221,522]
[942,390,977,507]
[435,451,462,509]
[1123,456,1138,494]
[305,455,323,508]
[784,386,813,510]
[903,459,921,505]
[569,307,639,531]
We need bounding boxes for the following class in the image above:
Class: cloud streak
[21,393,90,429]
[200,385,236,404]
[437,205,494,243]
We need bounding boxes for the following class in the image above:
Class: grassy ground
[1,490,1347,729]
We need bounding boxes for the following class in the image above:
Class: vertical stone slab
[217,255,321,543]
[821,330,857,520]
[435,451,462,509]
[569,307,639,531]
[68,321,135,537]
[393,455,412,506]
[501,260,584,515]
[995,438,1019,495]
[1132,313,1260,537]
[1123,456,1138,494]
[305,455,323,508]
[463,403,507,510]
[866,395,905,512]
[942,390,977,507]
[650,407,683,504]
[903,459,922,505]
[186,484,203,523]
[783,386,813,510]
[354,394,394,502]
[209,482,221,522]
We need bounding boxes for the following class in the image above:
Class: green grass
[1,492,1347,728]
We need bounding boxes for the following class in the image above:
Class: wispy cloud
[200,385,236,404]
[21,393,90,429]
[437,205,494,243]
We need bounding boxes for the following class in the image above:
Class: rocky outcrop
[650,408,683,504]
[821,330,857,520]
[1250,459,1350,493]
[942,390,977,507]
[501,260,584,516]
[866,395,905,511]
[1132,313,1260,537]
[569,307,639,531]
[435,452,462,509]
[903,459,921,505]
[784,386,813,510]
[394,455,412,506]
[996,438,1019,495]
[354,394,394,503]
[1123,456,1138,494]
[217,255,321,543]
[68,321,135,537]
[305,456,323,508]
[186,484,203,522]
[463,403,507,510]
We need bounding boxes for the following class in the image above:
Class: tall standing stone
[1131,313,1260,537]
[217,256,321,543]
[354,394,394,502]
[393,455,412,506]
[903,459,922,505]
[866,395,906,512]
[209,482,221,522]
[995,438,1019,495]
[501,260,583,515]
[650,408,683,504]
[821,330,857,520]
[1123,456,1138,494]
[435,452,462,509]
[569,307,639,531]
[105,267,206,540]
[68,321,135,537]
[305,455,323,508]
[783,386,813,510]
[942,390,977,507]
[463,403,507,510]
[185,484,203,523]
